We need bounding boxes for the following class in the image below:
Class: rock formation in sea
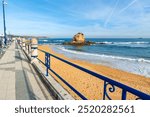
[63,32,95,45]
[72,32,85,43]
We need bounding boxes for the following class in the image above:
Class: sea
[38,38,150,78]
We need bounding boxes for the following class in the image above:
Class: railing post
[28,39,31,55]
[45,53,50,76]
[103,81,107,100]
[20,38,22,47]
[22,38,26,50]
[122,89,127,100]
[17,37,20,45]
[28,44,30,54]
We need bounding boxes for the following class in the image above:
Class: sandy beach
[38,45,150,100]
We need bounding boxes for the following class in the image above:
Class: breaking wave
[57,46,150,63]
[95,41,149,45]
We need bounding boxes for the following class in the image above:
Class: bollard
[22,38,26,50]
[12,37,16,42]
[31,38,38,63]
[17,37,21,45]
[25,39,31,54]
[20,38,23,46]
[20,38,23,47]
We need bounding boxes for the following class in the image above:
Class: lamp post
[2,0,7,46]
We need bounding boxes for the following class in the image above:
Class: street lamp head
[3,1,7,5]
[2,0,7,5]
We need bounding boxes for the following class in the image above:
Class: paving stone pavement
[0,41,54,100]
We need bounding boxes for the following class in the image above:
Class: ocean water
[38,38,150,78]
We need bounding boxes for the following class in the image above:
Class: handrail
[37,48,150,100]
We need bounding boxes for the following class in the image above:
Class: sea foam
[95,41,149,45]
[57,46,150,63]
[52,46,150,78]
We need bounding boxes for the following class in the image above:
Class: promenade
[0,40,149,100]
[0,41,54,100]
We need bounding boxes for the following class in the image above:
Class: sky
[0,0,150,38]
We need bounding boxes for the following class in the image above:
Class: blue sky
[0,0,150,37]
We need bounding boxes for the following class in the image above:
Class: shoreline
[38,45,150,100]
[51,45,150,78]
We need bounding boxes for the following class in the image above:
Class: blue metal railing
[37,48,150,100]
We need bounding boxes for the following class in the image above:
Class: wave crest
[95,41,149,45]
[57,46,150,63]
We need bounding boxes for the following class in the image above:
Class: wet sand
[38,45,150,100]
